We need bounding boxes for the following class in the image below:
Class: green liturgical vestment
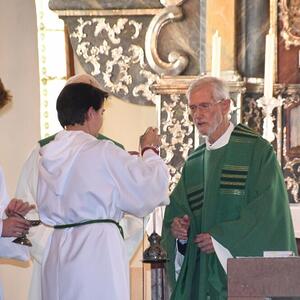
[161,124,297,300]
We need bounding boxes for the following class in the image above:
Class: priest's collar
[205,122,234,150]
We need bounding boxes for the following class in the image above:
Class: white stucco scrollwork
[76,42,101,75]
[163,95,193,152]
[69,17,160,103]
[103,47,132,94]
[128,45,147,68]
[128,20,143,40]
[160,94,194,190]
[70,18,92,43]
[133,70,160,104]
[92,18,128,44]
[145,4,189,76]
[168,165,182,193]
[70,17,157,101]
[76,40,111,75]
[99,40,111,56]
[284,158,300,203]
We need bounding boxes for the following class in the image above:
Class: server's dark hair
[56,83,107,127]
[0,79,12,109]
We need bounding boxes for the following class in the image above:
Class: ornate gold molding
[53,9,162,17]
[152,76,246,94]
[152,77,300,96]
[279,0,300,49]
[161,0,186,6]
[274,83,300,96]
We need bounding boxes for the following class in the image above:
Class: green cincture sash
[54,219,124,238]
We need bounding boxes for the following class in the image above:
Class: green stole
[164,124,260,300]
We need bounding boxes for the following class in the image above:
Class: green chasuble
[161,124,297,300]
[39,133,124,149]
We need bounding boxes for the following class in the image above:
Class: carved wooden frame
[285,100,300,158]
[279,0,300,49]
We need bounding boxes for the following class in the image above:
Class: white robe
[37,130,169,300]
[15,144,52,300]
[0,166,29,300]
[15,137,151,300]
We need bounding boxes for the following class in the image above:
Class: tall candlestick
[211,30,221,78]
[263,28,275,101]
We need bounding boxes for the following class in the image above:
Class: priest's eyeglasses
[188,99,223,114]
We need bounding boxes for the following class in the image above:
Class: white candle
[211,31,221,78]
[263,29,275,100]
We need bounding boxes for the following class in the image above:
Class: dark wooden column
[236,0,269,79]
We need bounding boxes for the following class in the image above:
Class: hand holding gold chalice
[4,199,40,247]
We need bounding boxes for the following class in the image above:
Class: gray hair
[186,76,229,102]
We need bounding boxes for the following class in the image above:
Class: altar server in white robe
[0,168,32,259]
[0,79,34,299]
[36,82,169,300]
[15,73,150,300]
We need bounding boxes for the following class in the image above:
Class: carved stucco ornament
[67,15,162,105]
[279,0,300,49]
[284,157,300,203]
[160,93,194,191]
[50,0,200,106]
[145,0,189,75]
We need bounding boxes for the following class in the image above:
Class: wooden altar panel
[228,257,300,299]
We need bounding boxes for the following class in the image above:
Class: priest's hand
[194,233,215,253]
[5,198,35,217]
[171,215,190,240]
[1,216,31,237]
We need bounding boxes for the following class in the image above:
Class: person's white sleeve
[0,236,30,261]
[15,144,53,264]
[27,260,42,300]
[103,143,170,218]
[119,214,149,260]
[211,236,233,274]
[145,206,167,236]
[174,241,186,280]
[0,166,10,218]
[15,145,40,216]
[0,220,2,237]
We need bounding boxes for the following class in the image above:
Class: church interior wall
[0,1,39,299]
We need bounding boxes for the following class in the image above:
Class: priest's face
[188,84,230,143]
